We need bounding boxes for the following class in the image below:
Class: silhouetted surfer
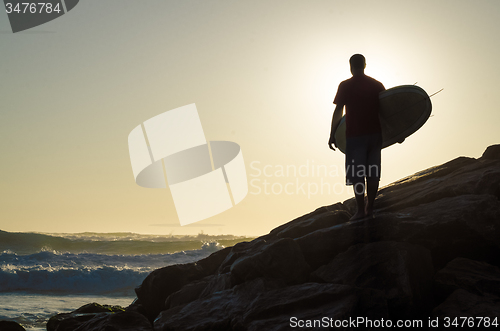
[329,54,385,221]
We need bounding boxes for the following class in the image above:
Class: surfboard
[334,85,432,154]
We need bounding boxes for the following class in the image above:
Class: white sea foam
[0,243,224,294]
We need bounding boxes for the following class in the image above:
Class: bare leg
[350,181,366,221]
[365,180,379,217]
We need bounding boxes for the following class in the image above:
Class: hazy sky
[1,0,499,236]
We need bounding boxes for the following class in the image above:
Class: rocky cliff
[47,145,500,330]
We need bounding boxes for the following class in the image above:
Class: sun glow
[364,57,402,90]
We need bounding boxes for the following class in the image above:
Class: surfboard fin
[429,89,444,97]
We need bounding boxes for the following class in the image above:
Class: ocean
[0,230,250,330]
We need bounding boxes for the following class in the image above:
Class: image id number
[5,2,62,14]
[443,317,498,328]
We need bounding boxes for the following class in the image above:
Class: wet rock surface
[45,303,149,331]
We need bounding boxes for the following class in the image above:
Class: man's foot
[349,210,366,221]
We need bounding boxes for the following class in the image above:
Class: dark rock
[154,277,285,331]
[135,263,206,321]
[134,245,233,318]
[311,241,434,318]
[46,303,151,331]
[395,194,500,268]
[481,144,500,160]
[241,284,388,331]
[230,238,310,285]
[70,311,152,331]
[275,209,351,240]
[432,289,500,319]
[295,215,405,269]
[71,303,125,314]
[434,257,500,303]
[268,203,350,239]
[217,238,268,274]
[0,320,25,331]
[196,246,233,275]
[134,246,235,321]
[47,303,125,331]
[47,314,97,331]
[198,272,232,298]
[154,279,389,331]
[124,298,148,317]
[165,277,212,309]
[217,205,349,278]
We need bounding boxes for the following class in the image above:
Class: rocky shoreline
[4,145,500,330]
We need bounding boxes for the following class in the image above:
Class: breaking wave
[0,230,251,295]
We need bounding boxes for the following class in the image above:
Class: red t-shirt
[333,74,385,138]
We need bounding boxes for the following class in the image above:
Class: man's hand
[328,135,337,151]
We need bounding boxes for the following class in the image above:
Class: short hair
[349,54,366,69]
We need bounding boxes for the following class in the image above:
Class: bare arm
[328,103,344,150]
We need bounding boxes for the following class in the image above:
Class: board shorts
[345,133,382,185]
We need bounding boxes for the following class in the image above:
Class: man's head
[349,54,366,76]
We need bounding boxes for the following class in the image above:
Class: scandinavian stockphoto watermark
[4,0,80,33]
[249,160,379,198]
[128,104,248,226]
